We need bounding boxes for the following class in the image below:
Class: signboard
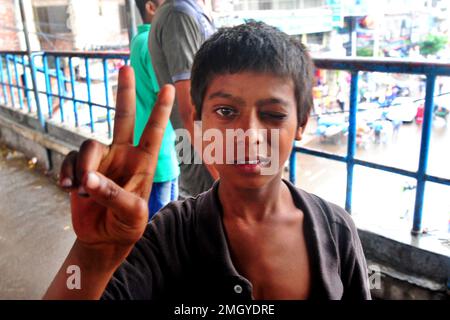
[214,7,334,35]
[326,0,371,28]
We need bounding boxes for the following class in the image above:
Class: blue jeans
[148,178,178,220]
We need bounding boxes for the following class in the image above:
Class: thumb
[82,171,148,225]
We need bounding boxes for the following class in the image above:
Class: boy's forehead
[201,72,297,111]
[206,72,294,94]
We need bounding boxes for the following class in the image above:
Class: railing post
[13,55,24,110]
[412,74,436,235]
[102,58,112,138]
[68,57,78,127]
[43,55,53,117]
[30,54,46,128]
[345,71,359,214]
[21,55,32,112]
[5,55,15,107]
[55,56,65,123]
[84,58,94,133]
[0,56,8,105]
[289,147,297,185]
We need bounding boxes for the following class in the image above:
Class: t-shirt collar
[137,24,151,34]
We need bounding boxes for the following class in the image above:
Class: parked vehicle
[315,115,348,143]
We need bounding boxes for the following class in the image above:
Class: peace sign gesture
[59,66,174,249]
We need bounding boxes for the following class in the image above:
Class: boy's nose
[241,112,264,132]
[234,116,269,150]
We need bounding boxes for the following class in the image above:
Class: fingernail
[86,172,100,190]
[60,178,72,188]
[78,186,88,197]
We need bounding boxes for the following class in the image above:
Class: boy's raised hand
[59,66,174,250]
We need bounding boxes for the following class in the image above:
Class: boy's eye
[215,106,237,118]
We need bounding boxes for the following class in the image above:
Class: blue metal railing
[0,50,129,139]
[0,51,449,234]
[289,57,450,235]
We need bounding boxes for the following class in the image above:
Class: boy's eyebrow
[207,91,246,106]
[207,92,290,109]
[255,98,290,109]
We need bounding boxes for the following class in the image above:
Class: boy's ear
[146,1,157,15]
[295,126,304,141]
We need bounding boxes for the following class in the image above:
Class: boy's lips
[234,156,270,165]
[232,156,271,173]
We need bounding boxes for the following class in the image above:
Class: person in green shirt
[131,0,179,219]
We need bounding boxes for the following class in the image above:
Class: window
[278,0,299,10]
[34,5,70,34]
[307,32,324,45]
[259,0,273,10]
[301,0,323,8]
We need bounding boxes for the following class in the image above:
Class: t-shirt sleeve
[101,200,192,300]
[333,207,372,300]
[100,223,164,300]
[160,10,202,82]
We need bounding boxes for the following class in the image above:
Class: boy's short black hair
[191,21,315,128]
[135,0,159,21]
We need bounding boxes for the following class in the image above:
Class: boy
[131,0,180,218]
[45,22,371,300]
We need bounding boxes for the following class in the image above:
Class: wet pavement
[0,145,74,299]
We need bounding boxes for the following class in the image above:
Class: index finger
[138,84,175,163]
[112,66,136,145]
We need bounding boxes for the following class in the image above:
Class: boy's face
[200,71,303,189]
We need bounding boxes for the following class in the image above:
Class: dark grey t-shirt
[149,0,216,198]
[101,180,371,300]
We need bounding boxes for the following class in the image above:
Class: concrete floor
[0,145,74,299]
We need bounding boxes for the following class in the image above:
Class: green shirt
[130,24,179,183]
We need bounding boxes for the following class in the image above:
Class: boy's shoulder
[149,180,356,226]
[154,0,198,21]
[144,179,360,249]
[285,180,359,241]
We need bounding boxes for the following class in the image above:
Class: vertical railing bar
[0,55,8,105]
[55,56,64,123]
[21,55,32,112]
[30,54,45,128]
[289,149,297,185]
[85,57,94,133]
[13,55,24,110]
[68,57,79,128]
[345,71,359,214]
[102,58,112,138]
[43,54,53,118]
[411,74,436,235]
[5,55,16,107]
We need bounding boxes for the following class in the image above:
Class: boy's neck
[218,175,291,222]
